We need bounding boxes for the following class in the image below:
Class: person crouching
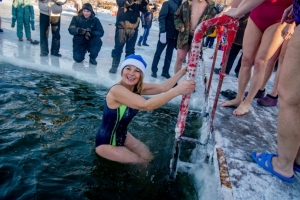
[68,3,104,65]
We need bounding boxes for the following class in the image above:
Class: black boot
[151,72,157,78]
[161,72,171,79]
[90,58,97,65]
[109,57,120,74]
[51,52,62,57]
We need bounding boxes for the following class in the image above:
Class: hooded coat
[68,4,104,47]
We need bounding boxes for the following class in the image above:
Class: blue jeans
[138,27,150,44]
[204,36,215,48]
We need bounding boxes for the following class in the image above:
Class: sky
[0,1,299,199]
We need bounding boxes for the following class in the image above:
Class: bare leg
[174,45,189,74]
[96,145,148,163]
[269,39,289,96]
[125,132,154,162]
[271,25,300,177]
[221,18,262,108]
[233,22,285,115]
[296,149,300,166]
[95,132,152,163]
[259,45,281,91]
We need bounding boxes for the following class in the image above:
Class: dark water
[0,63,202,199]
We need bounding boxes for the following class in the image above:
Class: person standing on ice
[95,54,196,163]
[173,0,217,74]
[224,0,300,183]
[11,0,39,44]
[137,6,156,47]
[108,0,148,74]
[150,0,182,79]
[0,16,3,32]
[68,3,104,65]
[39,0,67,57]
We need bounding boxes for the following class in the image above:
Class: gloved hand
[159,32,167,44]
[30,19,35,30]
[77,28,86,35]
[85,32,91,40]
[85,28,93,40]
[11,16,16,28]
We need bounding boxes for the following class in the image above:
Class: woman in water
[95,54,196,163]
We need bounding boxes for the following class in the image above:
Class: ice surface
[1,1,299,199]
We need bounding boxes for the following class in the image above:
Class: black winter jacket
[159,0,182,39]
[116,0,148,29]
[68,11,104,46]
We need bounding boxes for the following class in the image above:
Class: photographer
[68,3,104,65]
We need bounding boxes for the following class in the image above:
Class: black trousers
[225,43,242,74]
[39,13,61,55]
[111,28,138,59]
[73,37,102,62]
[151,38,176,74]
[204,36,216,48]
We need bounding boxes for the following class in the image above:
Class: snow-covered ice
[1,0,299,199]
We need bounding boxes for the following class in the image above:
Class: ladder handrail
[174,15,239,138]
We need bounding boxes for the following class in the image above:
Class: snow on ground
[1,0,300,199]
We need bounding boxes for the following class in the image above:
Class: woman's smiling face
[121,65,142,86]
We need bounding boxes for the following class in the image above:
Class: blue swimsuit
[95,90,139,147]
[294,0,300,26]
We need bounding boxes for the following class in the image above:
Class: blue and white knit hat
[120,54,147,75]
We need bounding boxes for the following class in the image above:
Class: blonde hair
[134,74,144,95]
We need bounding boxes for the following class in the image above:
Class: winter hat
[120,54,147,75]
[82,3,94,13]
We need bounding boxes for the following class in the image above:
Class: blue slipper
[294,163,300,173]
[251,152,294,183]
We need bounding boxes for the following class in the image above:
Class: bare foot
[220,98,242,108]
[233,101,250,116]
[255,153,294,178]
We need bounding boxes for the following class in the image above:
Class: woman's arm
[142,66,187,95]
[216,0,241,17]
[107,79,196,111]
[226,0,242,9]
[224,0,265,18]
